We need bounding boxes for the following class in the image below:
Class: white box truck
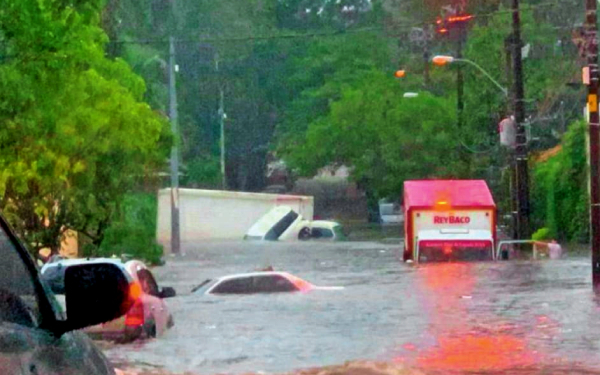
[403,180,496,263]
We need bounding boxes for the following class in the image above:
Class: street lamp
[432,55,508,96]
[433,53,530,244]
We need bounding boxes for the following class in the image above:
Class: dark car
[0,213,134,374]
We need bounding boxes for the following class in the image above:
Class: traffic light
[435,13,474,38]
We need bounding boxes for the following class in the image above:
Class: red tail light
[125,299,144,326]
[125,283,144,326]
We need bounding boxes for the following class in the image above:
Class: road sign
[589,94,598,113]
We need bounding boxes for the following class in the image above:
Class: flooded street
[106,241,600,375]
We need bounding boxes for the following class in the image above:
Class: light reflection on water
[105,241,600,375]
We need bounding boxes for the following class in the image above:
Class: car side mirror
[160,286,176,299]
[56,263,133,335]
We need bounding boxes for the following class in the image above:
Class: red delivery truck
[403,180,496,262]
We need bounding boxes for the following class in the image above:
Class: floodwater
[105,241,600,375]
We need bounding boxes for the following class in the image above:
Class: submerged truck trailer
[403,180,496,262]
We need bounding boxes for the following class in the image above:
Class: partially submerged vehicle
[403,180,497,263]
[0,213,133,374]
[192,271,343,295]
[244,206,345,241]
[41,258,176,341]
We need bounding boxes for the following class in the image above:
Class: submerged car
[0,213,133,374]
[244,206,345,241]
[41,258,176,342]
[191,271,343,295]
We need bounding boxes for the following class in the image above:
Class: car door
[137,269,167,335]
[0,217,114,375]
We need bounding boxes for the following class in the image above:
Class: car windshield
[379,205,397,216]
[0,221,40,327]
[4,1,599,375]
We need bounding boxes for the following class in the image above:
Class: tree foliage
[95,0,590,236]
[284,70,463,197]
[0,0,170,254]
[531,120,589,243]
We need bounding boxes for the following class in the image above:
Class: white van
[244,206,345,241]
[379,201,403,224]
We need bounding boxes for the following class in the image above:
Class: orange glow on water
[417,334,537,371]
[402,263,542,372]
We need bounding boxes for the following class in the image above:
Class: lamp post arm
[454,58,508,96]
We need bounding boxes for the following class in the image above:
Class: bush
[97,194,163,265]
[183,157,221,188]
[531,120,589,243]
[531,227,552,241]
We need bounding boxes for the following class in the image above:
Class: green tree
[284,70,463,197]
[0,0,170,255]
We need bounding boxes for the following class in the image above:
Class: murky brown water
[105,241,600,375]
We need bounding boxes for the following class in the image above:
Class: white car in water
[41,258,176,342]
[244,206,346,241]
[191,271,343,295]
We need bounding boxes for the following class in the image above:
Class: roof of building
[534,144,562,163]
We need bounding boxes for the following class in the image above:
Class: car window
[312,228,334,239]
[210,275,298,294]
[252,275,298,293]
[0,226,40,327]
[380,205,395,215]
[265,210,299,240]
[138,269,160,296]
[211,277,253,294]
[41,264,66,295]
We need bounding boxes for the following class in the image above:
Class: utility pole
[169,36,181,255]
[215,53,227,190]
[423,25,431,88]
[456,26,465,129]
[505,36,518,241]
[585,0,600,288]
[511,0,530,241]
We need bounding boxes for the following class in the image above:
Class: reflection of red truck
[403,180,496,262]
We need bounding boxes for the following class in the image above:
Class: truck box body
[403,180,496,262]
[157,189,314,252]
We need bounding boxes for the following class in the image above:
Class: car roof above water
[192,271,315,295]
[41,257,126,271]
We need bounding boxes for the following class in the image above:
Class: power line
[107,1,567,46]
[0,0,570,62]
[109,27,385,45]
